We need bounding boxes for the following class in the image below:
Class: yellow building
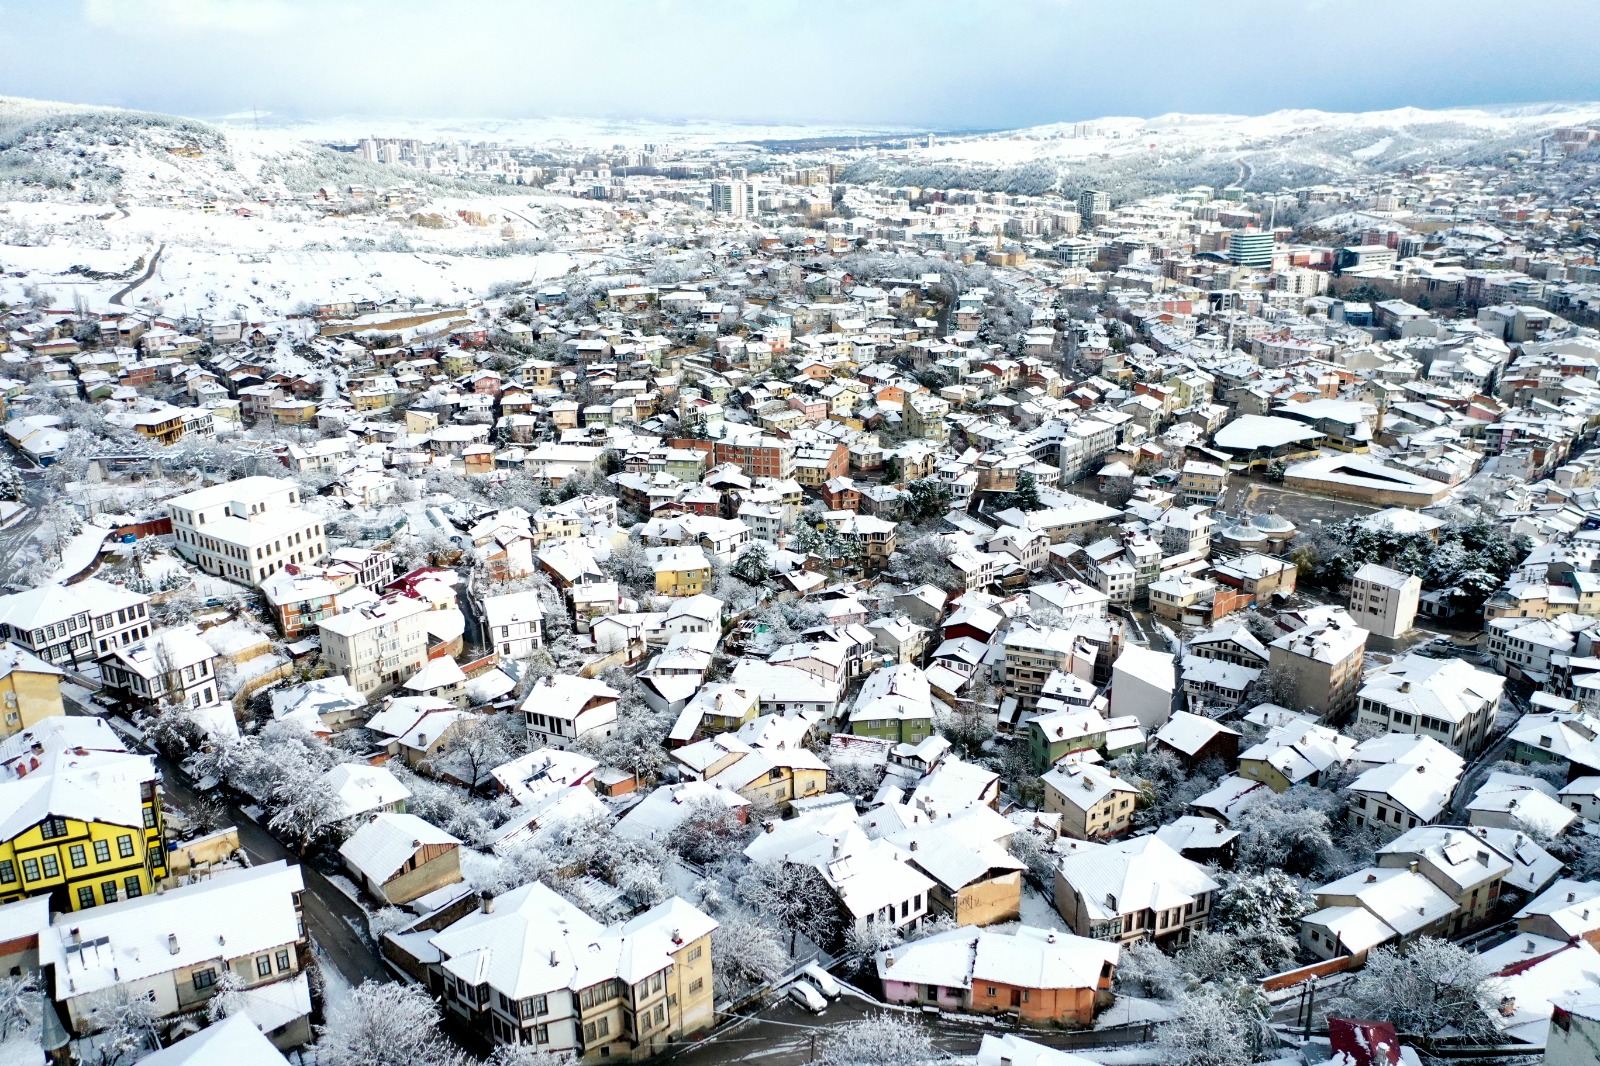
[0,717,167,911]
[646,546,713,598]
[0,645,65,740]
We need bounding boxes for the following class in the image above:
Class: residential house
[339,812,463,906]
[876,926,1117,1027]
[1054,836,1216,949]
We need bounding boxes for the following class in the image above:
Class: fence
[1260,953,1364,993]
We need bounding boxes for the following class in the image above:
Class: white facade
[318,595,432,697]
[481,589,545,661]
[1109,644,1175,732]
[1349,563,1422,641]
[168,476,327,588]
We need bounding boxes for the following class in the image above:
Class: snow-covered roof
[340,811,459,884]
[43,861,304,1001]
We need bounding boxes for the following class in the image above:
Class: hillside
[847,103,1600,197]
[0,96,502,204]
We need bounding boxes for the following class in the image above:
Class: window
[40,817,68,840]
[192,968,217,991]
[39,855,58,879]
[124,876,142,899]
[77,887,95,909]
[101,881,117,903]
[535,1024,549,1044]
[276,950,291,972]
[20,860,38,882]
[94,839,110,864]
[686,945,702,963]
[689,978,703,994]
[0,861,15,884]
[69,845,87,869]
[257,955,273,977]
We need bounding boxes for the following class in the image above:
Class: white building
[0,578,151,668]
[1354,653,1505,757]
[521,674,619,750]
[1108,644,1175,732]
[1349,563,1422,643]
[481,589,545,661]
[167,476,327,588]
[317,595,432,698]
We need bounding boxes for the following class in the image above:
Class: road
[111,242,164,306]
[0,475,49,583]
[660,995,1154,1066]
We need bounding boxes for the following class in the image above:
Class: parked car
[802,963,841,998]
[788,980,827,1014]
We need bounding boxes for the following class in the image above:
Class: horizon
[2,0,1599,129]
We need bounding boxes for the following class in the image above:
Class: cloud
[82,0,301,34]
[0,0,1595,129]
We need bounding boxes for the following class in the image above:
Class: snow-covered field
[0,198,578,318]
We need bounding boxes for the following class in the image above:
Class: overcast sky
[3,0,1599,130]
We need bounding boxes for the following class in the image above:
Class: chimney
[763,821,776,834]
[480,890,495,914]
[550,951,559,967]
[29,740,42,756]
[1407,860,1418,874]
[909,840,919,852]
[1105,892,1117,910]
[167,934,179,955]
[1365,873,1378,883]
[1046,932,1057,944]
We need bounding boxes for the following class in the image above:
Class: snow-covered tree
[710,912,788,997]
[1115,939,1182,999]
[82,987,163,1066]
[841,921,903,976]
[670,793,749,865]
[735,860,840,955]
[319,981,462,1066]
[486,1046,573,1066]
[730,541,771,585]
[204,968,249,1023]
[1329,938,1498,1041]
[818,1013,935,1066]
[0,973,39,1039]
[1157,983,1275,1066]
[1233,785,1342,877]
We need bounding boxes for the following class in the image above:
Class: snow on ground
[1015,884,1071,933]
[1093,995,1177,1029]
[44,526,111,584]
[315,947,354,1014]
[2,196,577,319]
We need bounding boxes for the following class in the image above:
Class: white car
[788,979,827,1013]
[802,963,842,998]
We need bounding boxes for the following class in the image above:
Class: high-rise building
[710,180,753,217]
[1078,189,1109,219]
[1228,229,1275,267]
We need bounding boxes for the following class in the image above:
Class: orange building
[877,926,1117,1027]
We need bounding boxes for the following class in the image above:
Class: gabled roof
[340,812,459,883]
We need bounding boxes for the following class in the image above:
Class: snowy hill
[0,97,582,321]
[848,102,1600,197]
[0,96,495,204]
